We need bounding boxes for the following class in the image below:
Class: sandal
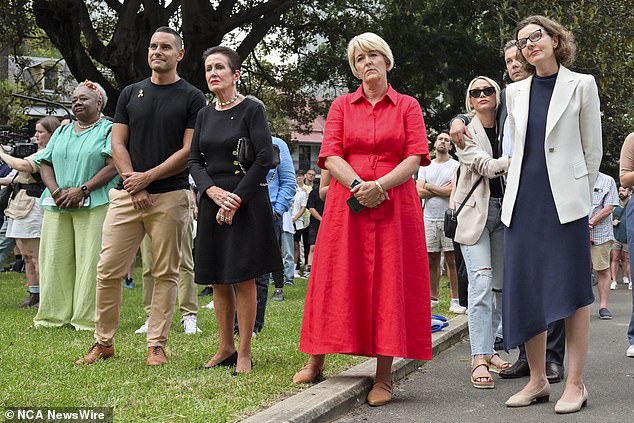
[471,358,495,389]
[489,353,512,374]
[367,380,393,406]
[292,362,324,384]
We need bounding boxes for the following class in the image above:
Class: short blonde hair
[465,76,501,115]
[347,32,394,79]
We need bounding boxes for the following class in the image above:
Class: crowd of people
[1,13,633,416]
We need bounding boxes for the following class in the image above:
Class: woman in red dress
[293,32,432,406]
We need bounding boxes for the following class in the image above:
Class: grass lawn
[0,267,454,422]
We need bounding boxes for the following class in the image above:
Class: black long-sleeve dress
[188,98,282,284]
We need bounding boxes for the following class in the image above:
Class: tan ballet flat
[554,385,588,414]
[367,381,393,407]
[292,362,324,384]
[505,383,551,407]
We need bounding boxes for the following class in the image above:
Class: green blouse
[34,119,118,212]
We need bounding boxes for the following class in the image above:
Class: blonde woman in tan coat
[454,76,511,389]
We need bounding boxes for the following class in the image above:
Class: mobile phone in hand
[347,179,365,213]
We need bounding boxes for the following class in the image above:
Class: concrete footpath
[335,285,634,423]
[243,314,469,423]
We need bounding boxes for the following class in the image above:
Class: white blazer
[501,65,603,226]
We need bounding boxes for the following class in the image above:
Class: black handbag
[237,137,280,169]
[0,173,19,214]
[443,176,483,239]
[236,137,281,186]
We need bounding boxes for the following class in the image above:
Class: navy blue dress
[503,74,594,349]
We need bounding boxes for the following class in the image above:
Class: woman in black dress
[188,46,282,374]
[502,16,602,413]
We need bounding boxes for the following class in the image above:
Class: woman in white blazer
[454,76,511,389]
[502,16,602,413]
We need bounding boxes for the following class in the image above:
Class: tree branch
[103,0,122,13]
[165,0,182,17]
[236,3,289,62]
[221,0,292,33]
[76,0,106,60]
[218,0,238,19]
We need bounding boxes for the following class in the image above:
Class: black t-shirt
[113,78,206,193]
[306,186,324,230]
[484,126,503,198]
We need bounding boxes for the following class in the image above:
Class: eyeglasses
[515,29,543,50]
[468,87,496,98]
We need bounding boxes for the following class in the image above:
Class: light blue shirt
[267,137,295,216]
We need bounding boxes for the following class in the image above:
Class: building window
[298,145,311,171]
[43,66,58,91]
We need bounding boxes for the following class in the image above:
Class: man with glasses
[304,169,317,192]
[417,133,462,313]
[449,40,566,384]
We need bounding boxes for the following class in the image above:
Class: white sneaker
[449,303,467,314]
[610,280,618,290]
[629,281,632,290]
[431,299,439,308]
[134,320,148,334]
[203,300,215,310]
[627,344,634,357]
[623,276,630,285]
[294,270,301,278]
[183,316,201,335]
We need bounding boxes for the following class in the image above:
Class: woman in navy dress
[502,16,602,413]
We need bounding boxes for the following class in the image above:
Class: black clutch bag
[237,137,280,172]
[236,137,281,186]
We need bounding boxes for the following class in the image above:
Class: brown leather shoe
[292,362,324,384]
[147,346,167,366]
[75,343,114,365]
[367,381,393,406]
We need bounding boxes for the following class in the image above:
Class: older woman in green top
[33,80,119,330]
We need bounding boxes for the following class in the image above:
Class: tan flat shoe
[505,383,551,407]
[292,362,324,384]
[554,385,588,414]
[367,381,393,406]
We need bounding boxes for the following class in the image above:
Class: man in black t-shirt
[77,27,206,366]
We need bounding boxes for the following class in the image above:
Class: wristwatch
[80,184,90,195]
[350,179,362,189]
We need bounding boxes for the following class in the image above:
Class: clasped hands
[206,186,242,225]
[121,171,155,210]
[54,187,86,209]
[351,180,389,208]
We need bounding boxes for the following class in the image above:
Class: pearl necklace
[76,117,102,130]
[215,94,239,107]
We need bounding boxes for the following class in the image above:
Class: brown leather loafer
[367,381,393,406]
[292,362,324,384]
[75,343,114,365]
[147,346,167,366]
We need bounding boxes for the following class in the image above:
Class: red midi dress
[299,85,432,360]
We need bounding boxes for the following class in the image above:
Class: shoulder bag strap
[455,176,483,217]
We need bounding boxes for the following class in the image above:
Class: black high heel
[198,351,238,370]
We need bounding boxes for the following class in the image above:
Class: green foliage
[0,80,32,129]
